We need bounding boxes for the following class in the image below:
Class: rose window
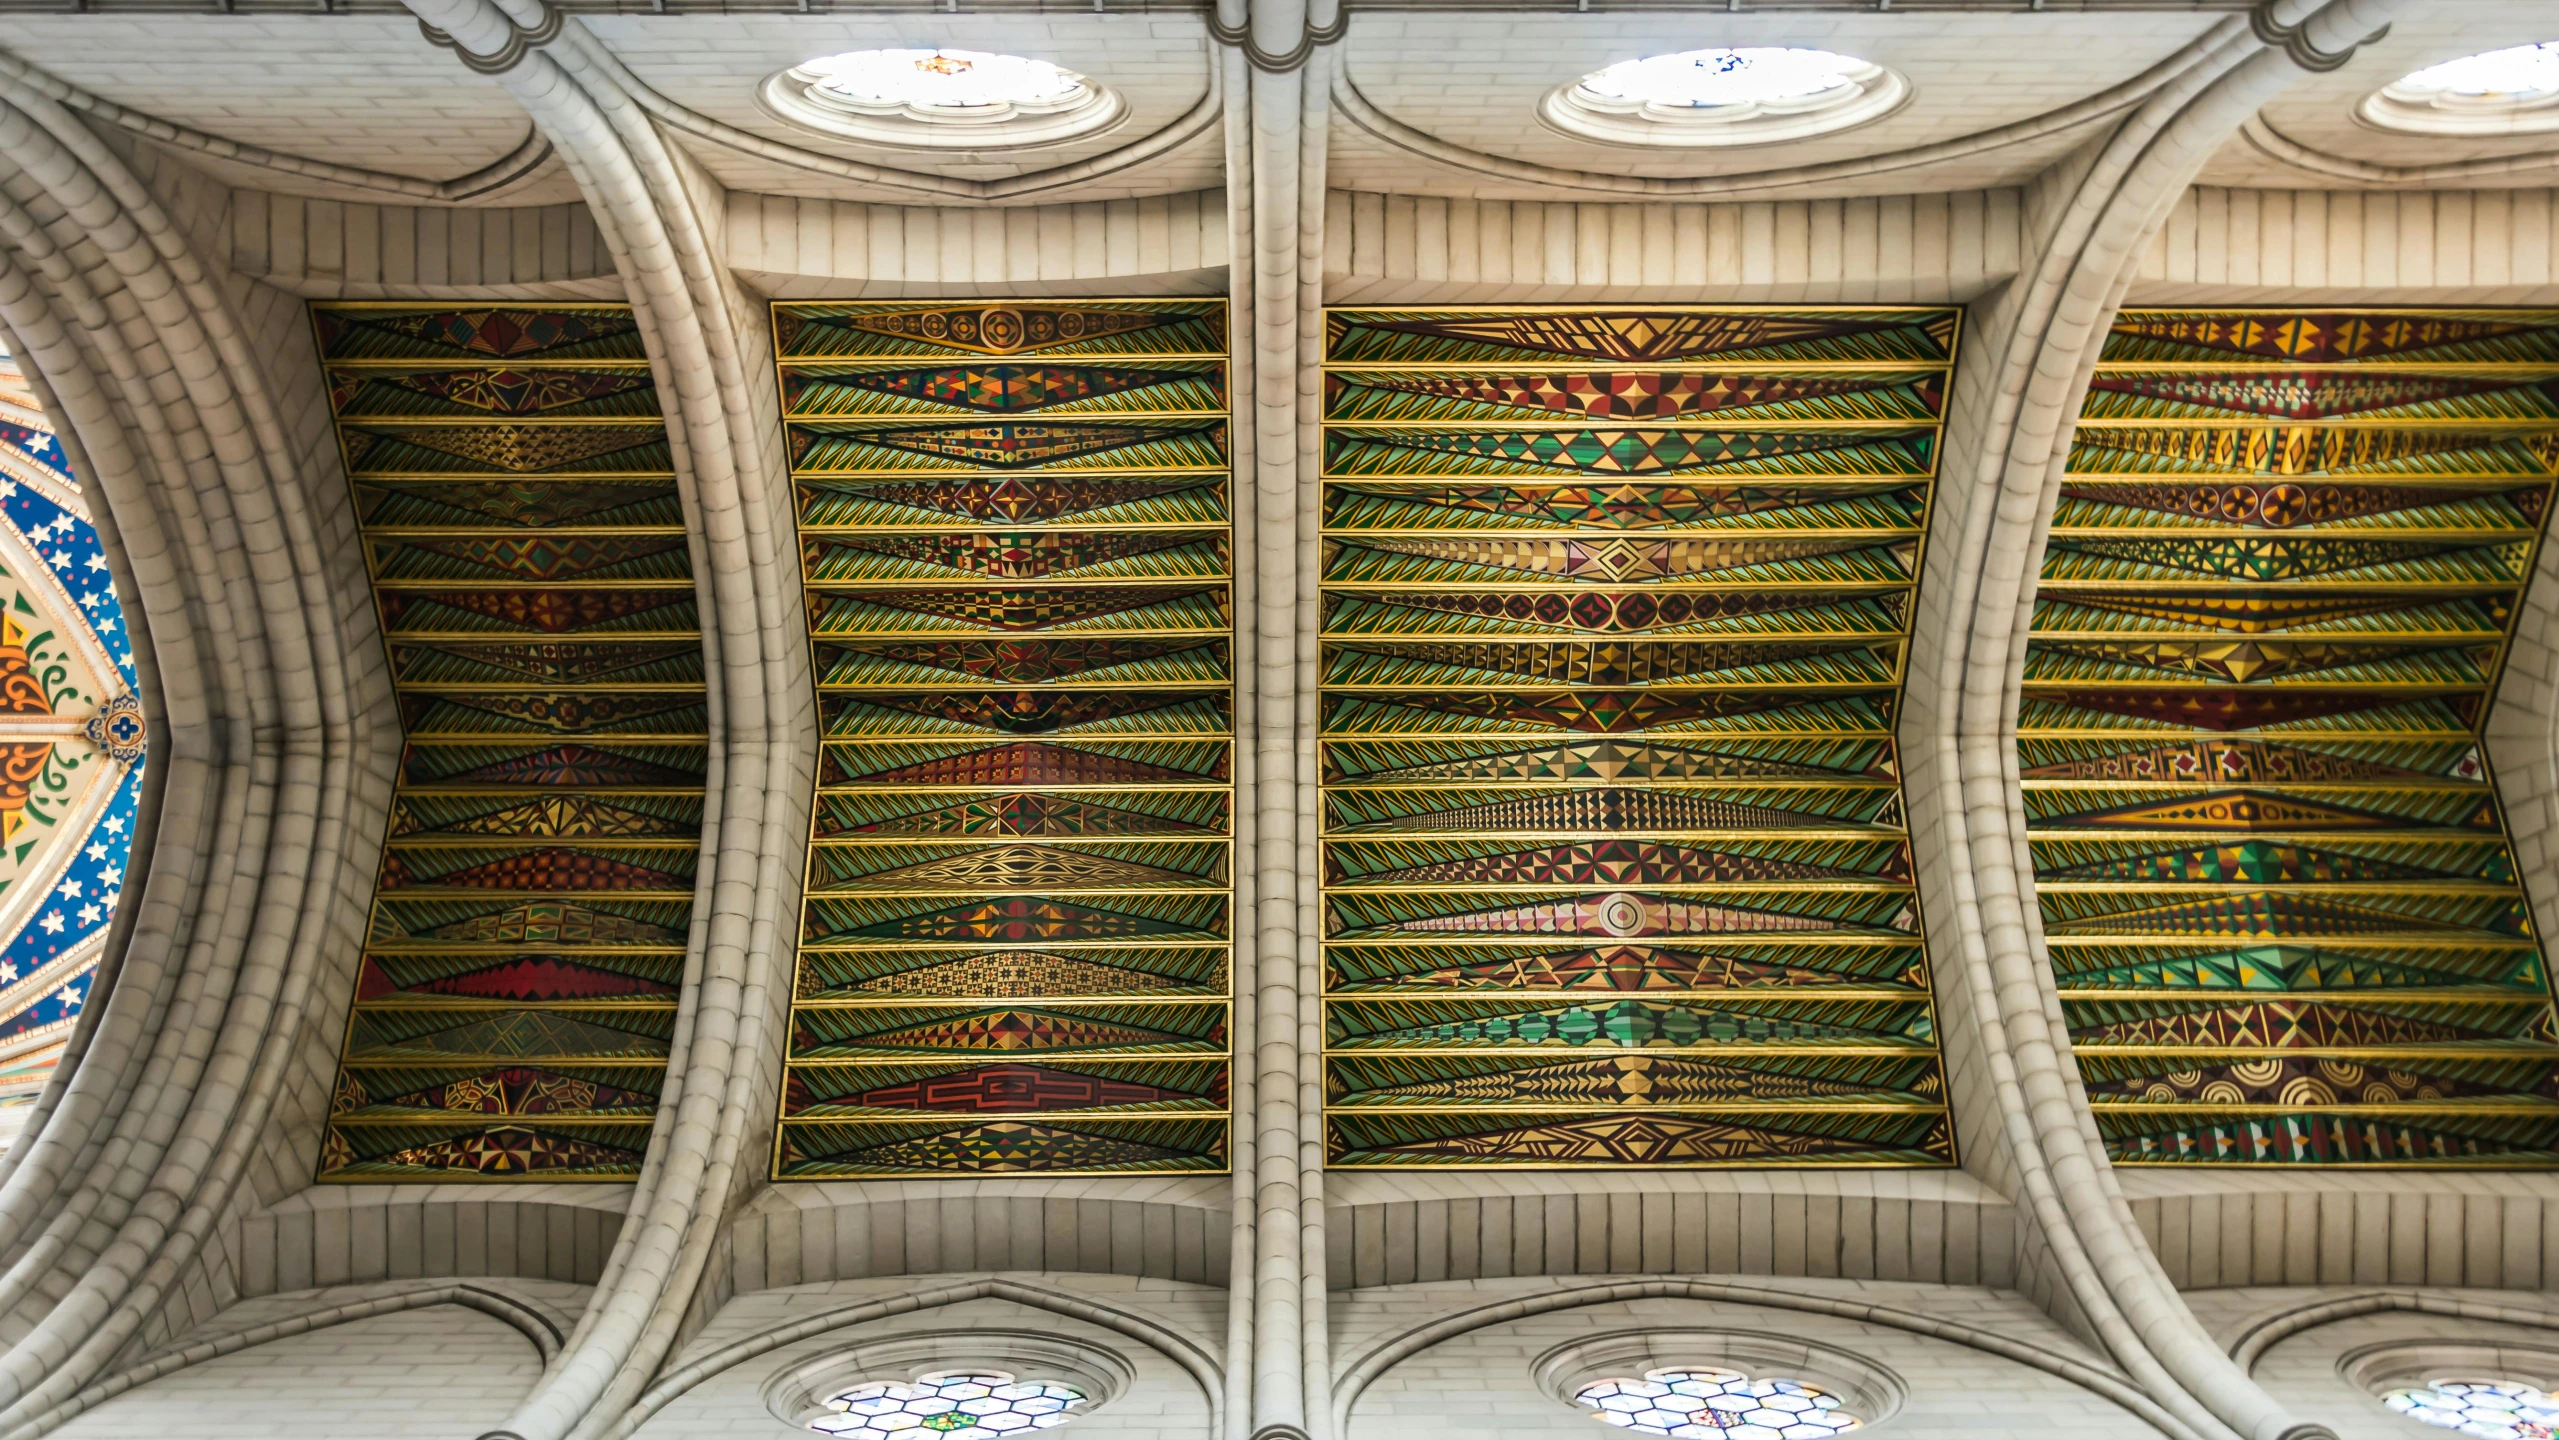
[1573,1367,1862,1440]
[2385,1380,2559,1440]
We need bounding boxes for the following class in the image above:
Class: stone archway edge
[2,1283,572,1440]
[600,1277,1228,1440]
[2228,1292,2559,1376]
[1325,1277,2202,1440]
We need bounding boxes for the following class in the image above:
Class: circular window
[2383,1380,2559,1439]
[1573,1368,1863,1439]
[760,48,1126,150]
[1539,47,1909,148]
[2359,41,2559,137]
[807,1370,1088,1437]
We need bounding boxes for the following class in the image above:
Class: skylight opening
[1581,48,1869,113]
[2399,41,2559,100]
[760,47,1125,150]
[2360,40,2559,136]
[1541,46,1908,148]
[799,49,1088,120]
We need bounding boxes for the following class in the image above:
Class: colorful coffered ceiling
[313,306,701,1181]
[0,361,143,1141]
[1318,307,1958,1168]
[771,300,1232,1177]
[2025,309,2559,1166]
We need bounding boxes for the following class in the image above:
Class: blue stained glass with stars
[0,419,137,689]
[0,764,139,1011]
[0,397,143,1065]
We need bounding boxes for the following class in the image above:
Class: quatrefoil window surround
[1538,46,1910,148]
[2359,40,2559,137]
[760,47,1128,150]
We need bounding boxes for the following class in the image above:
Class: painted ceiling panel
[1318,306,1957,1169]
[772,300,1232,1178]
[2025,308,2559,1167]
[0,362,145,1142]
[313,306,699,1182]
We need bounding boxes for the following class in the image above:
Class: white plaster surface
[1323,186,2022,302]
[3,16,571,201]
[1330,11,2221,199]
[52,1297,552,1438]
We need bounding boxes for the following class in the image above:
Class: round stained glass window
[760,48,1124,149]
[1573,1367,1863,1440]
[806,1371,1088,1437]
[2385,1380,2559,1440]
[1540,47,1908,147]
[2359,41,2559,136]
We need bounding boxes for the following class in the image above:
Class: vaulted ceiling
[6,0,2554,214]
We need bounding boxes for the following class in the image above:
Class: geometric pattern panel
[2025,309,2559,1166]
[1319,307,1959,1168]
[312,306,700,1181]
[0,359,146,1141]
[771,300,1232,1177]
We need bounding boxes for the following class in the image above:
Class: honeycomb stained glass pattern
[772,301,1231,1177]
[312,306,702,1180]
[2024,309,2559,1165]
[2385,1380,2559,1440]
[1319,307,1958,1168]
[808,1373,1088,1437]
[1574,1369,1861,1440]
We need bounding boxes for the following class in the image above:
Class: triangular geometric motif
[352,423,666,474]
[2086,371,2536,421]
[354,368,659,416]
[787,1120,1210,1174]
[1333,1113,1945,1164]
[364,1067,660,1116]
[1338,370,1942,421]
[852,422,1216,469]
[352,308,640,358]
[365,1125,645,1176]
[2103,312,2559,364]
[357,954,675,1002]
[1337,312,1933,364]
[817,1062,1218,1113]
[828,305,1177,355]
